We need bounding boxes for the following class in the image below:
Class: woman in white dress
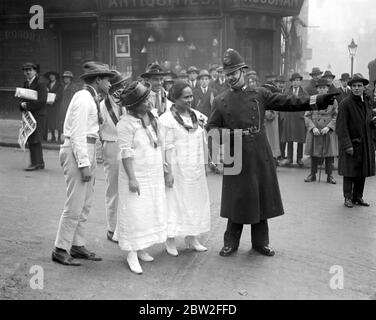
[159,80,211,256]
[114,81,167,274]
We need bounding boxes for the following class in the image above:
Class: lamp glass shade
[177,34,185,42]
[141,46,147,54]
[348,39,358,56]
[147,35,155,43]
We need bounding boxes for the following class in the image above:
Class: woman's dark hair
[170,80,192,102]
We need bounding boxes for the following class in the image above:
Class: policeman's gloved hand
[20,102,28,112]
[316,92,340,109]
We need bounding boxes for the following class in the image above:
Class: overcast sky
[307,0,376,78]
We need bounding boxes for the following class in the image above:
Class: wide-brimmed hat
[348,73,369,86]
[340,73,351,81]
[222,49,248,75]
[110,70,129,88]
[44,71,60,80]
[316,78,330,88]
[322,70,336,79]
[79,61,115,80]
[164,70,177,82]
[62,71,74,78]
[290,73,303,81]
[187,66,200,74]
[120,81,151,109]
[309,67,323,76]
[141,63,168,78]
[197,70,211,80]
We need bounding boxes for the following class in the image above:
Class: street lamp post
[348,39,358,77]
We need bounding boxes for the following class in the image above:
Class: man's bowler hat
[141,63,168,78]
[348,73,369,86]
[290,73,303,81]
[322,70,336,79]
[309,67,323,76]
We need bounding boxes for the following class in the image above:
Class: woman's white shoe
[138,250,154,262]
[127,251,143,274]
[166,238,179,257]
[185,236,208,252]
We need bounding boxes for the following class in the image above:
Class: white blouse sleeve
[159,113,175,151]
[117,118,136,159]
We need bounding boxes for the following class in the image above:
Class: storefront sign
[225,0,304,16]
[103,0,219,12]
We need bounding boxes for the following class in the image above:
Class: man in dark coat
[337,73,376,208]
[322,71,340,95]
[207,49,339,258]
[19,62,47,171]
[336,73,351,104]
[213,67,230,94]
[305,67,323,95]
[280,73,308,167]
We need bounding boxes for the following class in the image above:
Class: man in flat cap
[19,62,48,171]
[207,49,339,258]
[52,61,114,266]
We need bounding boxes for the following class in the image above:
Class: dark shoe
[327,175,337,184]
[252,245,275,257]
[52,248,81,266]
[344,198,354,208]
[25,164,40,171]
[70,246,103,261]
[297,159,304,167]
[304,174,316,182]
[352,198,370,207]
[219,246,238,257]
[107,231,118,244]
[281,159,293,167]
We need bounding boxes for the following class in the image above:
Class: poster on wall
[115,34,130,57]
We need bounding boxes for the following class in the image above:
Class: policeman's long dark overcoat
[337,94,376,178]
[207,86,321,224]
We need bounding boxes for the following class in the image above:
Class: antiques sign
[102,0,220,12]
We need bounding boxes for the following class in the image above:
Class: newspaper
[15,87,56,104]
[18,111,37,151]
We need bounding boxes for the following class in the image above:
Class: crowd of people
[17,48,375,275]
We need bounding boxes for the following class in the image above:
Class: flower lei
[130,111,161,148]
[170,105,205,132]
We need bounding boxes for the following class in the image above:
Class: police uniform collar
[231,84,248,92]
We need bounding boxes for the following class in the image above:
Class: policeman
[207,49,339,258]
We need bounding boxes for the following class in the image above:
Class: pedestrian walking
[206,49,339,258]
[52,61,114,266]
[114,81,168,275]
[99,70,129,243]
[336,74,376,208]
[304,78,338,184]
[280,73,308,167]
[322,71,340,94]
[44,71,63,143]
[19,62,47,171]
[159,80,210,257]
[58,71,77,143]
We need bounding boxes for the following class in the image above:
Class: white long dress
[114,114,167,251]
[159,109,211,237]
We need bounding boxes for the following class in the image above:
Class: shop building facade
[0,0,305,117]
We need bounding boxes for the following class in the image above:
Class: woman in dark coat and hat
[336,74,376,208]
[44,71,63,142]
[207,49,339,258]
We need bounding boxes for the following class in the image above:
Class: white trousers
[102,141,119,232]
[54,140,97,251]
